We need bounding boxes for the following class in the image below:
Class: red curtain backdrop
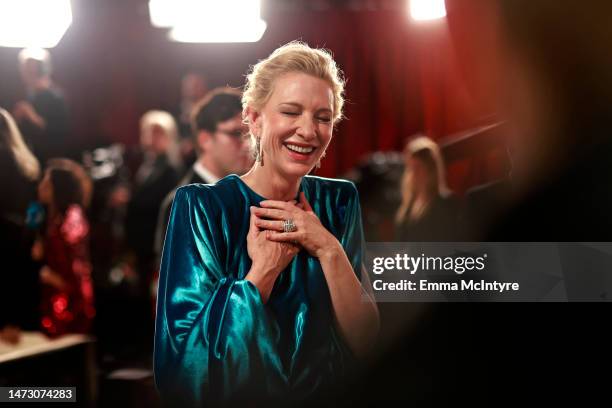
[0,0,496,184]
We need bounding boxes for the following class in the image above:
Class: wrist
[245,265,277,303]
[248,262,280,278]
[317,239,343,263]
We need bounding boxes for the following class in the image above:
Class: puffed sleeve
[339,182,366,282]
[154,187,286,406]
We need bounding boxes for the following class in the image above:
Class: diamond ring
[283,219,297,233]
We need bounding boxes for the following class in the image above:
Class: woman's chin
[277,162,314,178]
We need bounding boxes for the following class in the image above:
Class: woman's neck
[240,164,301,201]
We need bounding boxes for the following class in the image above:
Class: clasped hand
[247,192,338,277]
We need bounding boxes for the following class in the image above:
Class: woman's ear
[245,106,261,137]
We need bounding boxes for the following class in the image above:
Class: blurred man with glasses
[154,88,252,262]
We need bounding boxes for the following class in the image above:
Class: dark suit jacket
[21,87,70,163]
[125,155,179,270]
[153,168,210,258]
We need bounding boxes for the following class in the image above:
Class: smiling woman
[154,42,379,407]
[243,71,333,182]
[240,41,343,181]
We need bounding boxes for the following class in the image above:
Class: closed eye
[282,111,299,116]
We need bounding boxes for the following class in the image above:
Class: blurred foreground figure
[0,109,41,343]
[490,0,612,240]
[36,159,94,337]
[13,48,70,164]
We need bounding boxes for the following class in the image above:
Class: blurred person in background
[122,110,181,290]
[394,136,463,241]
[104,111,181,353]
[34,158,94,337]
[154,87,252,263]
[175,72,209,168]
[13,48,70,164]
[0,108,41,344]
[98,110,182,360]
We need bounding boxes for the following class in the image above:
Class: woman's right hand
[245,205,300,303]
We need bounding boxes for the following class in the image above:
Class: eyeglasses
[216,129,248,139]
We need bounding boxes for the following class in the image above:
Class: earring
[255,136,264,166]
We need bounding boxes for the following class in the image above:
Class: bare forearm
[319,242,380,358]
[245,265,277,304]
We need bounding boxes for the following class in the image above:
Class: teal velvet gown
[154,173,366,406]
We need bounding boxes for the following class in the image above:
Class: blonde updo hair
[242,41,346,125]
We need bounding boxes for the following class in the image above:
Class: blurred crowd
[0,50,253,364]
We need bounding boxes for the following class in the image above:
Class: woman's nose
[296,116,317,141]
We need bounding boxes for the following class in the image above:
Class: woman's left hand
[253,192,340,259]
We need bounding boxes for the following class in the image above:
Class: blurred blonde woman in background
[394,136,463,241]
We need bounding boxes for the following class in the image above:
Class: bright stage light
[0,0,72,48]
[149,0,267,43]
[169,19,267,43]
[410,0,447,21]
[149,0,185,28]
